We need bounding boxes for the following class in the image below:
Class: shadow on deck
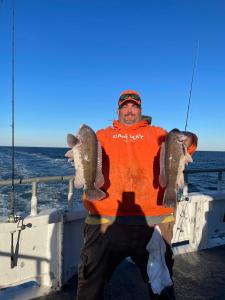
[35,245,225,300]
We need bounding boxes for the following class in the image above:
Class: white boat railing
[184,168,225,192]
[0,178,87,294]
[0,175,74,216]
[0,168,224,216]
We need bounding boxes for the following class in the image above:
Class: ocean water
[0,146,225,216]
[0,146,81,216]
[186,151,225,193]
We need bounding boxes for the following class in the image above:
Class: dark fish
[65,124,105,201]
[159,129,193,208]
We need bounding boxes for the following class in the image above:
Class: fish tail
[84,188,106,201]
[163,188,177,208]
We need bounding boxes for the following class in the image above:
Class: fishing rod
[184,41,199,132]
[8,0,16,222]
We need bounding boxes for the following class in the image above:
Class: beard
[118,109,141,126]
[123,114,138,124]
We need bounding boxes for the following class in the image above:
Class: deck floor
[34,245,225,300]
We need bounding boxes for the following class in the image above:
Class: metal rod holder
[31,181,38,216]
[68,179,74,209]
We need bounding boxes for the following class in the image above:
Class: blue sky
[0,0,225,150]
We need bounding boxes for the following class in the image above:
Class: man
[76,90,197,300]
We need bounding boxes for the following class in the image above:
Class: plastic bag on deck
[146,225,173,294]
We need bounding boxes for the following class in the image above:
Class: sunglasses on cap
[119,94,141,102]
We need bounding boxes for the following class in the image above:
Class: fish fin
[177,172,185,189]
[182,145,193,164]
[176,158,185,188]
[163,188,177,208]
[74,170,84,189]
[65,149,74,161]
[159,174,167,188]
[185,152,193,163]
[95,142,105,188]
[95,174,105,188]
[67,134,79,148]
[84,188,106,201]
[159,142,167,188]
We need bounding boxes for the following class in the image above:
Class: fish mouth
[177,135,186,143]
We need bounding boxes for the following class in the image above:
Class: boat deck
[35,245,225,300]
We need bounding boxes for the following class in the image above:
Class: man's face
[117,101,142,126]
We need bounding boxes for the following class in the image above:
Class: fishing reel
[7,214,23,224]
